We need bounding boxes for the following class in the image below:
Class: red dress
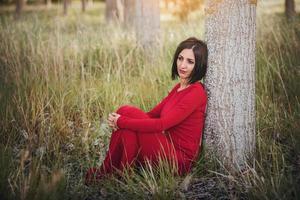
[85,82,207,184]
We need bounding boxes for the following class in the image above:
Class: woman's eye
[178,56,183,61]
[188,60,194,64]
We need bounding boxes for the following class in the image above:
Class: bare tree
[63,0,70,16]
[45,0,51,8]
[135,0,160,50]
[285,0,296,20]
[204,0,256,171]
[106,0,124,22]
[116,0,124,22]
[124,0,160,56]
[82,0,86,12]
[124,0,136,27]
[15,0,25,20]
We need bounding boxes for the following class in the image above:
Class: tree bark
[116,0,124,23]
[15,0,25,20]
[204,0,256,171]
[45,0,51,8]
[106,0,123,23]
[135,0,160,51]
[82,0,86,12]
[63,0,69,16]
[123,0,160,59]
[285,0,296,20]
[124,0,136,28]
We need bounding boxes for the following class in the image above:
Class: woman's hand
[108,112,121,131]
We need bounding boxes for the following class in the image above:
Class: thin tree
[124,0,160,57]
[45,0,51,8]
[116,0,124,22]
[82,0,86,12]
[204,0,256,171]
[106,0,124,22]
[63,0,70,16]
[135,0,160,50]
[124,0,136,28]
[285,0,296,20]
[15,0,25,20]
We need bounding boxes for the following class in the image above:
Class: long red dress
[85,82,207,184]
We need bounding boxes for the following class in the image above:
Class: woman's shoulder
[190,82,206,92]
[189,82,207,100]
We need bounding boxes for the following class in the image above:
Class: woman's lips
[179,69,186,74]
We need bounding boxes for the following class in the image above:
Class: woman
[85,37,208,184]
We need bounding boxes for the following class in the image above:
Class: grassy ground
[0,1,300,200]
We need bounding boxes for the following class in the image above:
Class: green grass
[0,2,300,199]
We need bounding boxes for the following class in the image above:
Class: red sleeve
[117,87,203,132]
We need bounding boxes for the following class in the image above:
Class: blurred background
[0,0,299,200]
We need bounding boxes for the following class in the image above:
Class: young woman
[85,37,208,184]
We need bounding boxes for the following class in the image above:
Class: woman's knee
[116,105,148,119]
[116,105,134,115]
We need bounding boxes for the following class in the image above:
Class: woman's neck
[179,79,190,90]
[180,79,189,88]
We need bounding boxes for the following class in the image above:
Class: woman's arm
[117,87,204,132]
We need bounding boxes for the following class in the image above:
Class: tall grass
[0,3,299,199]
[248,13,300,199]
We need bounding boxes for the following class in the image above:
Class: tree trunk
[116,0,124,22]
[105,0,124,23]
[82,0,86,12]
[63,0,69,16]
[204,0,256,171]
[45,0,51,8]
[15,0,25,20]
[135,0,160,52]
[123,0,160,59]
[285,0,296,20]
[124,0,136,28]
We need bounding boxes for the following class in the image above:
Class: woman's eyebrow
[178,54,194,61]
[186,57,195,62]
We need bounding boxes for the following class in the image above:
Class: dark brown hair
[171,37,208,84]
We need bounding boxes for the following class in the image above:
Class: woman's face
[176,48,195,81]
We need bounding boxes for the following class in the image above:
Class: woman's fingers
[108,121,118,131]
[108,113,114,121]
[108,120,115,126]
[108,113,120,131]
[112,125,118,131]
[108,113,120,123]
[108,121,114,127]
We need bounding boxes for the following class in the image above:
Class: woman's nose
[179,60,186,68]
